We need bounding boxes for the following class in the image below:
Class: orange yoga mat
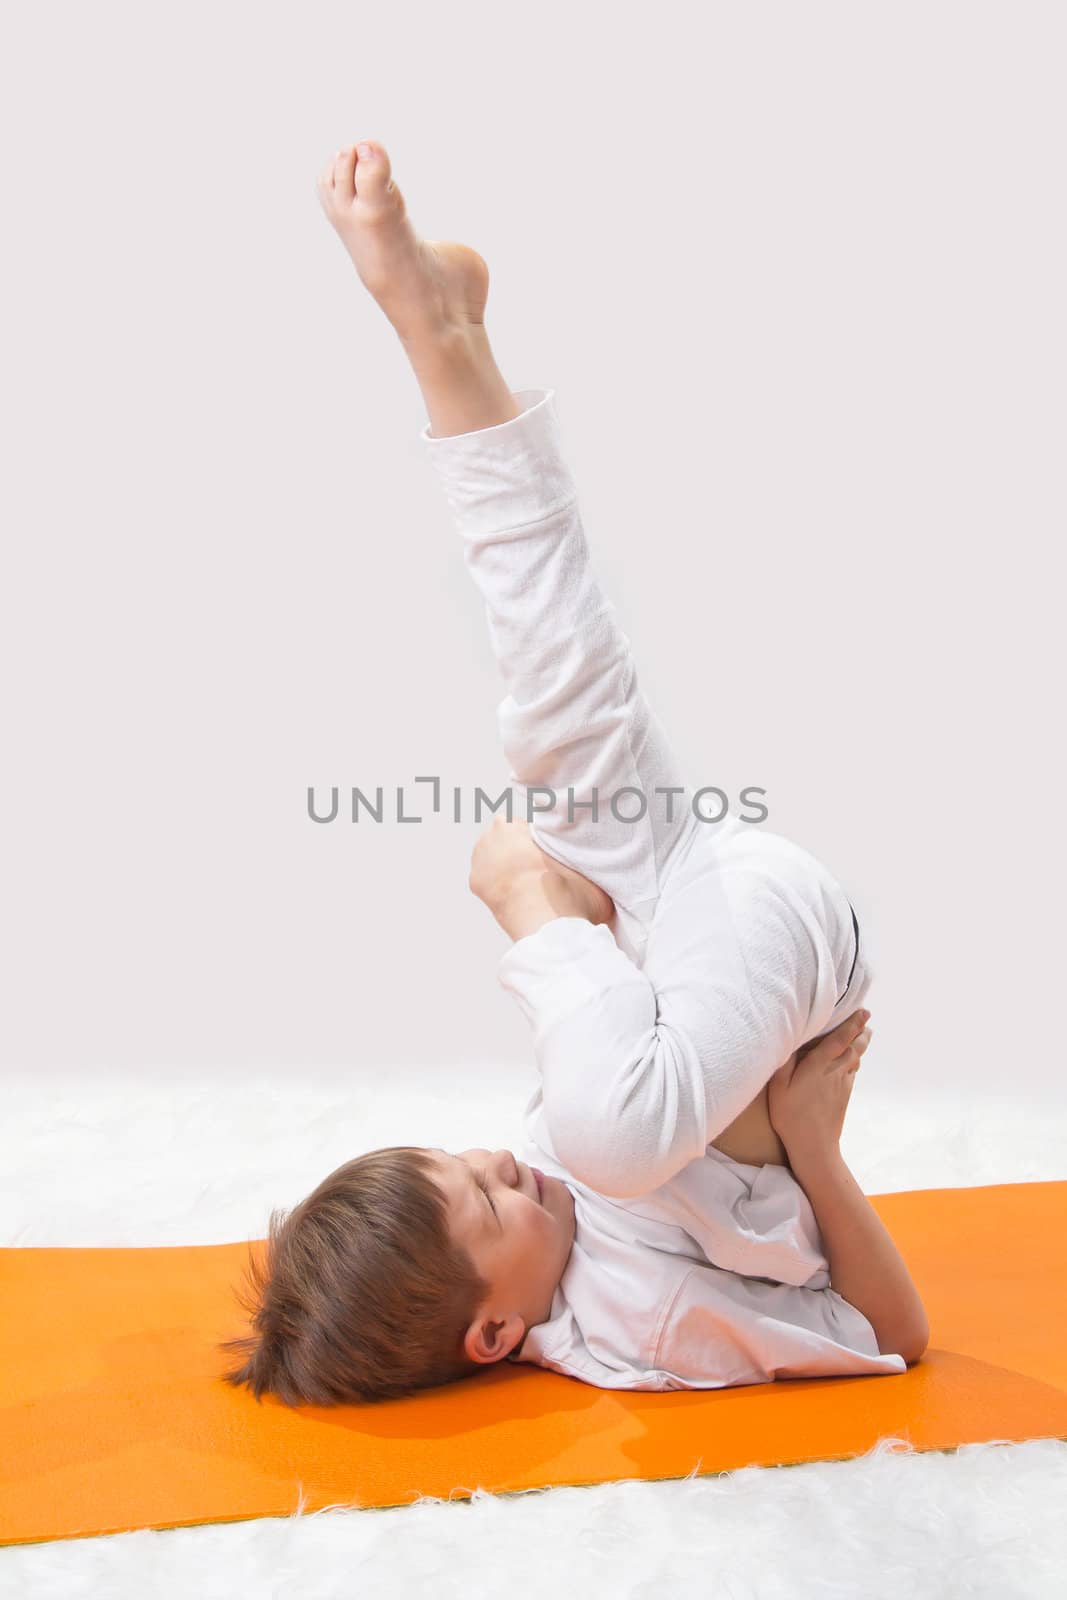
[3,1181,1066,1547]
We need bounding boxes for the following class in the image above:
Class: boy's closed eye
[477,1171,498,1219]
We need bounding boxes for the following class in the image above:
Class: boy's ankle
[405,325,520,439]
[400,319,487,378]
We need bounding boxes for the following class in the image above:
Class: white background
[1,1,1062,1093]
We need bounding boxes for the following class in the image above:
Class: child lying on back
[220,138,928,1405]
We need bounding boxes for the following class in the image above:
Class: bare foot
[316,140,490,346]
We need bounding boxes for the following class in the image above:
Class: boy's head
[219,1145,576,1406]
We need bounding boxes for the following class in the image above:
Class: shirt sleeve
[654,1263,909,1387]
[672,1146,836,1288]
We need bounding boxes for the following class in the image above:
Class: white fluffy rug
[4,1063,1066,1599]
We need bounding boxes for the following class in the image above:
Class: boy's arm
[786,1146,930,1364]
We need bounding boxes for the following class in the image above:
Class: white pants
[420,386,866,1196]
[421,387,702,962]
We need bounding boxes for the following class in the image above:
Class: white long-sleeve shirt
[511,1094,907,1390]
[501,905,905,1390]
[421,387,907,1390]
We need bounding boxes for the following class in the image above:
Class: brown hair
[217,1146,492,1406]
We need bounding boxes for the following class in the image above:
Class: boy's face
[428,1147,576,1367]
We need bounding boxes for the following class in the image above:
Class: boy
[220,141,929,1406]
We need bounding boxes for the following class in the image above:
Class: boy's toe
[354,140,393,202]
[333,146,357,201]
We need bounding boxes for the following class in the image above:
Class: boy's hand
[766,1009,872,1165]
[468,817,614,933]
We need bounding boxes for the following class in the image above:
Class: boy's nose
[492,1149,518,1184]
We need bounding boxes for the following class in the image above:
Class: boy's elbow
[885,1321,930,1367]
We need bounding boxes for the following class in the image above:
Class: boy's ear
[463,1311,526,1366]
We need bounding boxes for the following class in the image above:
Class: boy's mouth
[532,1166,545,1204]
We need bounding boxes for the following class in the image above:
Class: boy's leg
[318,144,859,1183]
[413,341,700,955]
[405,323,521,440]
[317,140,700,954]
